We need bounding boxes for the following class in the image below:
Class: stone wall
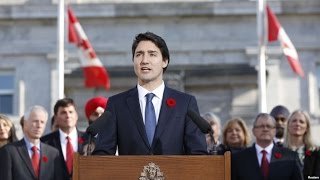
[0,0,319,135]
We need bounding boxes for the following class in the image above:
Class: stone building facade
[0,0,319,140]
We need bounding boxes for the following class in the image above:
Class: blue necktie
[145,93,156,146]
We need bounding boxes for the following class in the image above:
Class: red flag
[267,5,304,77]
[68,6,110,90]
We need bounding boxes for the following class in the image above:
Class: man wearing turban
[270,105,290,146]
[83,96,108,155]
[85,96,108,125]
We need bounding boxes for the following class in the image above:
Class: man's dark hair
[132,32,170,72]
[53,98,76,115]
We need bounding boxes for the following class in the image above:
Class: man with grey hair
[0,105,62,180]
[232,113,302,180]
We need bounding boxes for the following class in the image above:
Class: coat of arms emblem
[139,162,165,180]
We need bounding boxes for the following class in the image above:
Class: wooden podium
[73,152,231,180]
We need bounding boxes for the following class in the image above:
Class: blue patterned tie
[145,93,156,146]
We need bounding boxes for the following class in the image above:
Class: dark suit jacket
[232,144,303,180]
[0,139,63,180]
[41,130,85,180]
[303,148,320,178]
[93,86,207,155]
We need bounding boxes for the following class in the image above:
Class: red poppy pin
[274,152,282,159]
[42,156,48,163]
[78,137,85,144]
[166,98,176,108]
[305,150,312,156]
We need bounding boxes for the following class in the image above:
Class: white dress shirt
[255,143,274,166]
[137,81,165,125]
[24,137,41,158]
[59,128,78,160]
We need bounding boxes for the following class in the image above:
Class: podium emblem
[139,162,165,180]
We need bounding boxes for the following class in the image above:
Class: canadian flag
[68,6,110,90]
[267,5,304,77]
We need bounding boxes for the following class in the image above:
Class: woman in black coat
[285,110,320,178]
[217,117,251,155]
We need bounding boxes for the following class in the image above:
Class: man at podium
[92,32,207,155]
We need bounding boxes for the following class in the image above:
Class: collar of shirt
[137,81,165,124]
[274,138,284,143]
[59,128,78,152]
[24,137,41,158]
[255,143,274,165]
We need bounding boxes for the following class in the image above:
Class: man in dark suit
[93,32,207,155]
[0,105,62,180]
[82,96,108,155]
[232,113,303,180]
[270,105,290,147]
[41,98,84,180]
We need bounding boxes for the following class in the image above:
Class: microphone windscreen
[86,111,112,136]
[187,110,212,134]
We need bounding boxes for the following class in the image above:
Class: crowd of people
[202,106,320,180]
[0,32,319,180]
[1,100,319,180]
[0,96,108,180]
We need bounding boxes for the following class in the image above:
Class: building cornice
[0,1,318,20]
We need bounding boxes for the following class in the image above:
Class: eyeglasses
[254,124,275,130]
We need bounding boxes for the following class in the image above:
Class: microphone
[85,111,112,156]
[187,110,217,155]
[187,110,213,134]
[86,111,112,136]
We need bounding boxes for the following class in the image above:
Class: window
[0,72,14,114]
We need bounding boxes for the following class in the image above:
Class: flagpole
[57,0,65,99]
[257,0,267,112]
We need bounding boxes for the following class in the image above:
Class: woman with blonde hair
[0,114,17,148]
[218,117,251,155]
[284,110,320,178]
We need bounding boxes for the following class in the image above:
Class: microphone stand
[208,131,217,155]
[86,134,92,156]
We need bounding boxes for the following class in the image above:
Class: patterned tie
[31,146,40,178]
[145,93,156,146]
[261,150,269,179]
[66,136,74,175]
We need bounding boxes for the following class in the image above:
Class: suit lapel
[39,143,48,180]
[126,87,150,148]
[303,148,314,176]
[249,145,264,179]
[269,145,283,179]
[53,131,64,158]
[251,146,263,171]
[77,130,84,154]
[53,131,69,176]
[16,140,37,179]
[152,87,174,148]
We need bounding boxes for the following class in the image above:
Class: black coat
[232,145,303,180]
[303,148,320,179]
